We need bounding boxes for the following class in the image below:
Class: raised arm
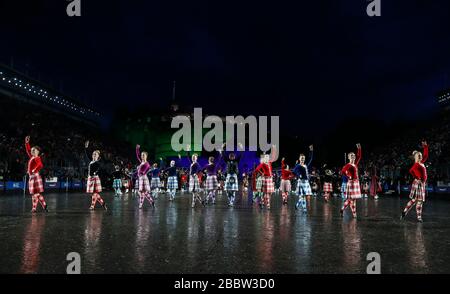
[84,140,91,161]
[269,145,278,163]
[281,158,286,170]
[214,151,223,172]
[355,144,362,166]
[25,136,32,158]
[307,145,314,167]
[421,141,428,163]
[136,145,142,163]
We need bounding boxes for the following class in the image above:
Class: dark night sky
[1,0,450,138]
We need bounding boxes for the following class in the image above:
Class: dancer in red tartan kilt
[136,144,154,208]
[401,141,428,222]
[322,169,334,202]
[280,157,295,205]
[340,143,362,218]
[85,141,107,210]
[24,136,47,213]
[253,145,277,210]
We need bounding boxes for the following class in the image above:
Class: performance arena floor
[0,190,449,274]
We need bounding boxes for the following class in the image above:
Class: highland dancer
[401,141,428,222]
[340,143,362,218]
[112,165,123,196]
[136,144,154,208]
[280,157,295,205]
[293,145,314,212]
[203,150,222,205]
[149,163,161,199]
[186,145,203,208]
[322,169,334,202]
[252,157,265,207]
[223,143,243,207]
[25,136,47,213]
[85,141,107,210]
[164,154,181,201]
[253,145,277,210]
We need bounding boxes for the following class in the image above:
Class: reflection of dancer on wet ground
[162,154,181,201]
[25,136,47,213]
[112,165,124,196]
[223,142,243,207]
[293,145,314,212]
[202,149,222,205]
[186,145,203,208]
[280,157,295,205]
[149,163,161,200]
[401,141,428,223]
[322,168,334,202]
[253,145,277,210]
[340,143,362,218]
[85,141,107,210]
[136,144,154,208]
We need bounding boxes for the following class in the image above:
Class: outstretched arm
[25,136,32,158]
[84,140,91,161]
[269,145,278,163]
[136,145,142,163]
[421,141,428,163]
[307,145,314,167]
[355,144,362,166]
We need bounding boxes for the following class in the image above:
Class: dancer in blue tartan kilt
[202,150,222,205]
[186,145,203,208]
[223,142,244,207]
[149,163,161,199]
[112,165,124,196]
[292,145,314,212]
[162,154,181,201]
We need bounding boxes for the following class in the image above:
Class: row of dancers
[23,136,428,222]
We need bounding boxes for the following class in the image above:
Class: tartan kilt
[28,173,44,195]
[346,179,362,199]
[296,179,312,196]
[150,177,160,189]
[87,175,102,194]
[138,175,151,192]
[323,182,333,193]
[409,179,426,202]
[205,175,218,191]
[280,179,291,193]
[262,176,275,193]
[225,174,239,191]
[189,174,201,192]
[255,176,264,192]
[113,179,122,189]
[167,176,178,190]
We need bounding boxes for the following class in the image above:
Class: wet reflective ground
[0,191,449,274]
